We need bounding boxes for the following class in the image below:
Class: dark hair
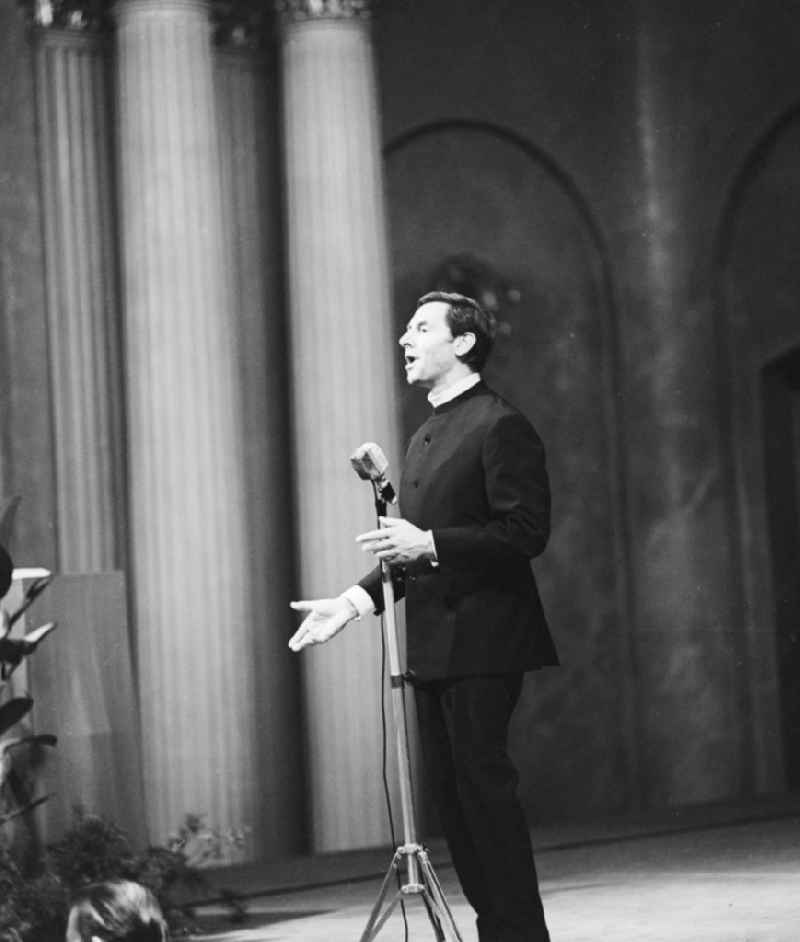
[67,881,168,942]
[415,291,496,371]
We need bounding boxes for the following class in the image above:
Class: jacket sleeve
[432,412,550,568]
[358,562,406,615]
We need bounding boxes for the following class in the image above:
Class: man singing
[289,291,557,942]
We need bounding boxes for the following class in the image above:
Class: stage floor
[193,801,800,941]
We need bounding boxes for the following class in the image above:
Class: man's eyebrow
[407,318,426,330]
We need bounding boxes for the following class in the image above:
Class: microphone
[350,442,396,504]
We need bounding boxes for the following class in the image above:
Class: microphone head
[349,442,389,482]
[350,443,397,503]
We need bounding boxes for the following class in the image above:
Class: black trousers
[414,673,550,942]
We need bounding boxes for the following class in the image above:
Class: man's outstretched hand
[288,596,357,651]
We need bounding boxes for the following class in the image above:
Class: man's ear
[454,332,476,357]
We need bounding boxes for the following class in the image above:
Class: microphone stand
[359,481,463,942]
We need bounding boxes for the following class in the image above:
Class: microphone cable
[379,609,410,942]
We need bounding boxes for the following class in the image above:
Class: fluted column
[34,26,123,573]
[114,0,257,855]
[277,0,403,851]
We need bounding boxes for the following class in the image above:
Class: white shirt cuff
[341,585,375,619]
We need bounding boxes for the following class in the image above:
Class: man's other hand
[356,516,435,565]
[288,596,356,651]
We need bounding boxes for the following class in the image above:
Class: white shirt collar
[427,372,481,409]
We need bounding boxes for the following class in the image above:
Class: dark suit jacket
[359,381,558,681]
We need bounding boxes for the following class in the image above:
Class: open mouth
[404,354,418,367]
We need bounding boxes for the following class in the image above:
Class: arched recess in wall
[383,121,640,821]
[714,104,800,794]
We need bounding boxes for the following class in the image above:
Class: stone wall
[375,0,800,820]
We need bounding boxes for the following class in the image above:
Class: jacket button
[423,434,431,445]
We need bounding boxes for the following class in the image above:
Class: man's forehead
[406,301,449,329]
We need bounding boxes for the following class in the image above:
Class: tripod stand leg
[359,854,402,942]
[361,890,405,942]
[420,891,446,941]
[417,851,465,942]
